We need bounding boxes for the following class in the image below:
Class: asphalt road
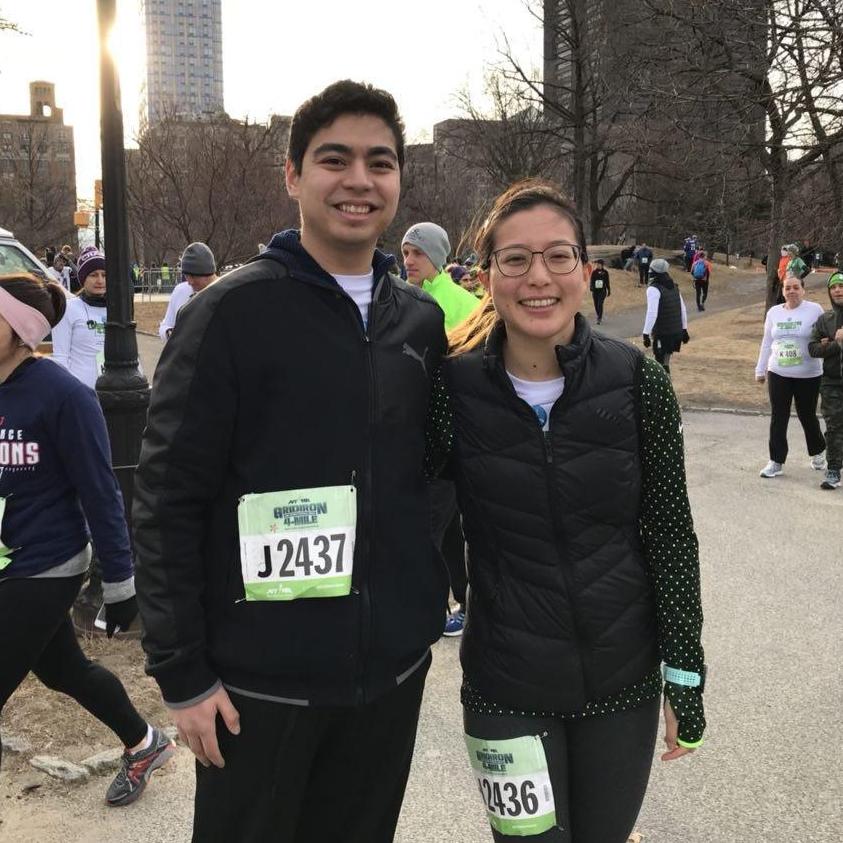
[1,410,839,842]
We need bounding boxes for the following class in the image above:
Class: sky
[0,0,542,201]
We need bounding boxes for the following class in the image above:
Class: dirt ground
[133,301,166,336]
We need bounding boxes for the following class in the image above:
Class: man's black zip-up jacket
[133,231,448,708]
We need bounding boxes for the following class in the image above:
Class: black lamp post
[75,0,150,627]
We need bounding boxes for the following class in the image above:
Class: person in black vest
[589,258,610,324]
[436,180,706,843]
[642,258,690,376]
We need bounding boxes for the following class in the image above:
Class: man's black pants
[192,655,430,842]
[592,291,607,320]
[767,371,825,463]
[429,479,467,610]
[694,280,709,308]
[638,264,648,285]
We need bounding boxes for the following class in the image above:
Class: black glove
[664,682,706,747]
[642,334,651,348]
[682,329,690,344]
[105,596,138,638]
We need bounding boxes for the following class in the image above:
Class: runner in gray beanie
[180,242,216,276]
[402,222,450,271]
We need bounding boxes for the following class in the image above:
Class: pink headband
[0,285,52,350]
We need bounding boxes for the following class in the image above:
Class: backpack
[692,260,707,280]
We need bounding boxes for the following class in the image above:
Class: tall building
[142,0,224,123]
[0,82,77,251]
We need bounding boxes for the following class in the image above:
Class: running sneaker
[443,610,466,637]
[106,727,175,807]
[821,469,841,490]
[759,461,783,478]
[810,453,827,471]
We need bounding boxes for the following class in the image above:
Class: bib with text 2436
[464,733,557,837]
[237,485,356,601]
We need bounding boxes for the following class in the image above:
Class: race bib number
[0,497,12,570]
[465,734,556,837]
[640,256,649,264]
[238,485,356,601]
[594,279,604,290]
[775,339,803,367]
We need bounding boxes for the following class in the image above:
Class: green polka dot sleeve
[425,365,454,480]
[639,356,706,746]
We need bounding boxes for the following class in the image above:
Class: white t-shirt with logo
[508,371,566,431]
[50,296,107,389]
[333,272,374,331]
[755,301,824,379]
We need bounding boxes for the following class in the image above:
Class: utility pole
[75,0,151,628]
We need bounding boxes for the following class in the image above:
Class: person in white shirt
[755,274,826,478]
[159,243,218,340]
[50,246,107,389]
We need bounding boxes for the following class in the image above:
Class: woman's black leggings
[766,371,825,463]
[0,574,147,766]
[464,697,660,843]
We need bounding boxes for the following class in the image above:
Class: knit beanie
[827,272,843,288]
[180,242,216,275]
[650,258,670,274]
[402,223,450,271]
[77,245,106,286]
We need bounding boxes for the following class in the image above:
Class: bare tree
[0,122,77,250]
[631,0,843,307]
[127,112,298,267]
[490,0,645,243]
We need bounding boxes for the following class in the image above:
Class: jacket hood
[827,273,843,323]
[261,229,396,286]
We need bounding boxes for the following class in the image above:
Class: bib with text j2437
[237,485,356,601]
[464,734,557,837]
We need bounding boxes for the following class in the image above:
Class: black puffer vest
[652,278,683,338]
[444,315,659,712]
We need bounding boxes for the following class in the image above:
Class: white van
[0,227,50,279]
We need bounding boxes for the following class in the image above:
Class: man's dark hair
[286,80,405,174]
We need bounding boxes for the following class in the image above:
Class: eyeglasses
[491,243,584,278]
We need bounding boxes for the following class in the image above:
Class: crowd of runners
[0,78,841,843]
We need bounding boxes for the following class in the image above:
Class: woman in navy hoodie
[0,273,173,806]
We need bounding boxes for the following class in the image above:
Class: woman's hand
[755,374,766,383]
[661,698,696,762]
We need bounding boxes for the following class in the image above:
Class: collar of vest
[481,313,594,376]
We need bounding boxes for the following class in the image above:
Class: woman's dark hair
[0,273,67,328]
[286,80,406,174]
[449,179,588,355]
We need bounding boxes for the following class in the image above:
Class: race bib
[237,485,356,601]
[465,734,556,837]
[640,256,649,264]
[775,339,803,368]
[594,279,604,290]
[0,497,12,570]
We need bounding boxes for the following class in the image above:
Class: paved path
[1,411,838,842]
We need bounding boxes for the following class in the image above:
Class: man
[690,249,712,311]
[134,80,448,842]
[402,222,479,635]
[401,222,480,331]
[589,258,611,324]
[158,242,218,340]
[635,242,654,287]
[642,258,690,377]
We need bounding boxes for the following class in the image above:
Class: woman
[755,273,826,478]
[0,274,173,806]
[51,245,107,388]
[438,180,706,843]
[641,257,690,376]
